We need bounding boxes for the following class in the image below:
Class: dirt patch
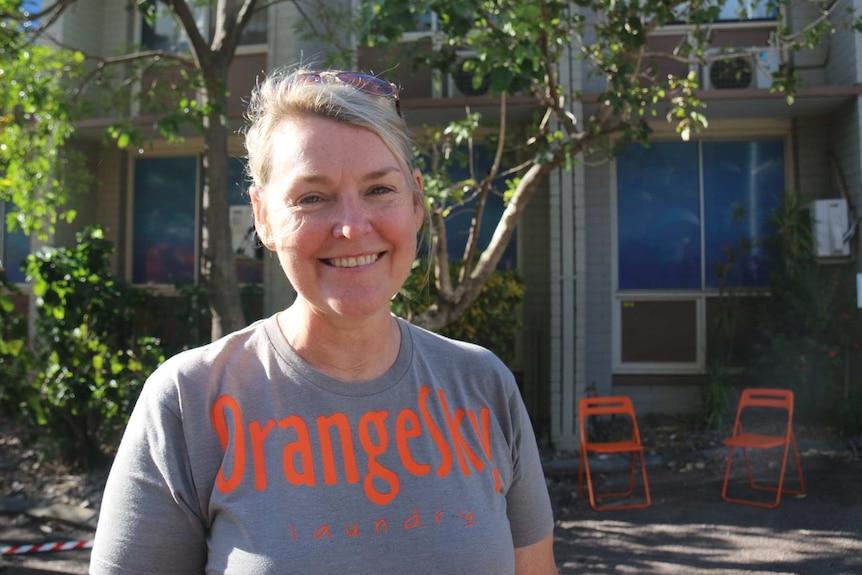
[0,417,108,513]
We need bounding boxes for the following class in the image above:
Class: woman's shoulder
[399,318,511,373]
[146,316,272,392]
[401,318,492,351]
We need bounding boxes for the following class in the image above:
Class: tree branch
[458,93,508,283]
[164,0,209,67]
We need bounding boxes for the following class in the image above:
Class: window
[0,204,30,284]
[711,0,776,21]
[428,145,518,270]
[614,139,785,372]
[141,2,267,52]
[131,156,261,285]
[670,0,777,25]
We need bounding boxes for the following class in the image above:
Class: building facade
[3,0,861,451]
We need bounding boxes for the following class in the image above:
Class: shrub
[0,275,33,409]
[393,260,526,367]
[2,227,165,469]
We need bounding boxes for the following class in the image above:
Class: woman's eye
[370,186,394,196]
[297,194,322,205]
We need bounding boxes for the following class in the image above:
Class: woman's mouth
[325,253,381,268]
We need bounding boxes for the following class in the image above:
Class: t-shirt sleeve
[90,371,207,575]
[504,385,555,548]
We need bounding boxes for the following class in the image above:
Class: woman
[90,68,557,574]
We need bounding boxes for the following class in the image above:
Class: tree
[3,0,858,342]
[354,0,860,331]
[0,0,88,240]
[1,0,314,341]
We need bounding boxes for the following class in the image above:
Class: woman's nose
[332,195,372,238]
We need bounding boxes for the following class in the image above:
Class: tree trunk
[415,159,561,331]
[200,61,245,340]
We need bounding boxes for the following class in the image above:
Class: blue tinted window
[228,157,262,284]
[616,139,784,291]
[443,146,517,269]
[713,0,776,21]
[133,157,197,284]
[228,158,249,206]
[702,141,783,287]
[617,142,701,289]
[2,205,30,283]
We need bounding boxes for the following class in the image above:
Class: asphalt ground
[549,442,862,574]
[1,439,860,574]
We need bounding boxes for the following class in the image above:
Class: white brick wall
[58,0,103,55]
[518,180,552,431]
[584,160,613,396]
[795,117,831,202]
[269,2,301,69]
[101,0,130,57]
[614,383,703,416]
[790,0,834,84]
[827,102,862,257]
[824,0,860,86]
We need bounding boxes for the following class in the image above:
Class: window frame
[0,203,32,285]
[613,294,706,374]
[139,1,269,54]
[611,130,791,374]
[125,142,261,289]
[662,0,780,29]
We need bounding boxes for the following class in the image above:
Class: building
[2,0,860,452]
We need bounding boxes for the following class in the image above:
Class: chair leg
[721,446,735,503]
[742,447,757,489]
[639,451,651,508]
[578,444,585,500]
[581,448,600,510]
[584,450,650,511]
[722,441,805,508]
[750,439,806,496]
[598,452,637,499]
[790,436,806,495]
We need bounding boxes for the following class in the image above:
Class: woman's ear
[412,168,424,194]
[249,186,273,250]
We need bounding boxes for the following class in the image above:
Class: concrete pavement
[549,440,862,574]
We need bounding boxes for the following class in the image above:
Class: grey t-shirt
[90,315,554,574]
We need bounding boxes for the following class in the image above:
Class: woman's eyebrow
[295,172,331,185]
[295,166,401,185]
[359,167,401,182]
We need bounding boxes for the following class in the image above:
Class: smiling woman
[252,115,423,332]
[90,67,558,575]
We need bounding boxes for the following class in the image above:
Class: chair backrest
[580,395,637,418]
[733,388,794,433]
[737,388,794,411]
[579,396,641,442]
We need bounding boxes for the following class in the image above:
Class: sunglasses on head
[294,70,401,117]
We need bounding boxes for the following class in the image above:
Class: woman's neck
[277,303,401,382]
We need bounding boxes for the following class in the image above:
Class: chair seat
[585,440,644,454]
[721,388,806,508]
[578,395,651,511]
[723,433,787,450]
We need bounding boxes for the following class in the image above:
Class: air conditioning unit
[810,199,851,259]
[447,51,490,97]
[702,47,781,90]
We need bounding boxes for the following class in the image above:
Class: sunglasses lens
[295,72,323,84]
[336,73,395,97]
[292,71,400,116]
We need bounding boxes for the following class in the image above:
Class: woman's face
[252,115,424,321]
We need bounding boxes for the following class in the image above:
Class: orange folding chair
[578,395,651,511]
[722,388,806,508]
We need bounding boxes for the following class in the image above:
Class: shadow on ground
[551,451,862,574]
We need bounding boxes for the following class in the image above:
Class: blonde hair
[243,67,417,192]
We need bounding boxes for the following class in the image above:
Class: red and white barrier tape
[1,539,93,555]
